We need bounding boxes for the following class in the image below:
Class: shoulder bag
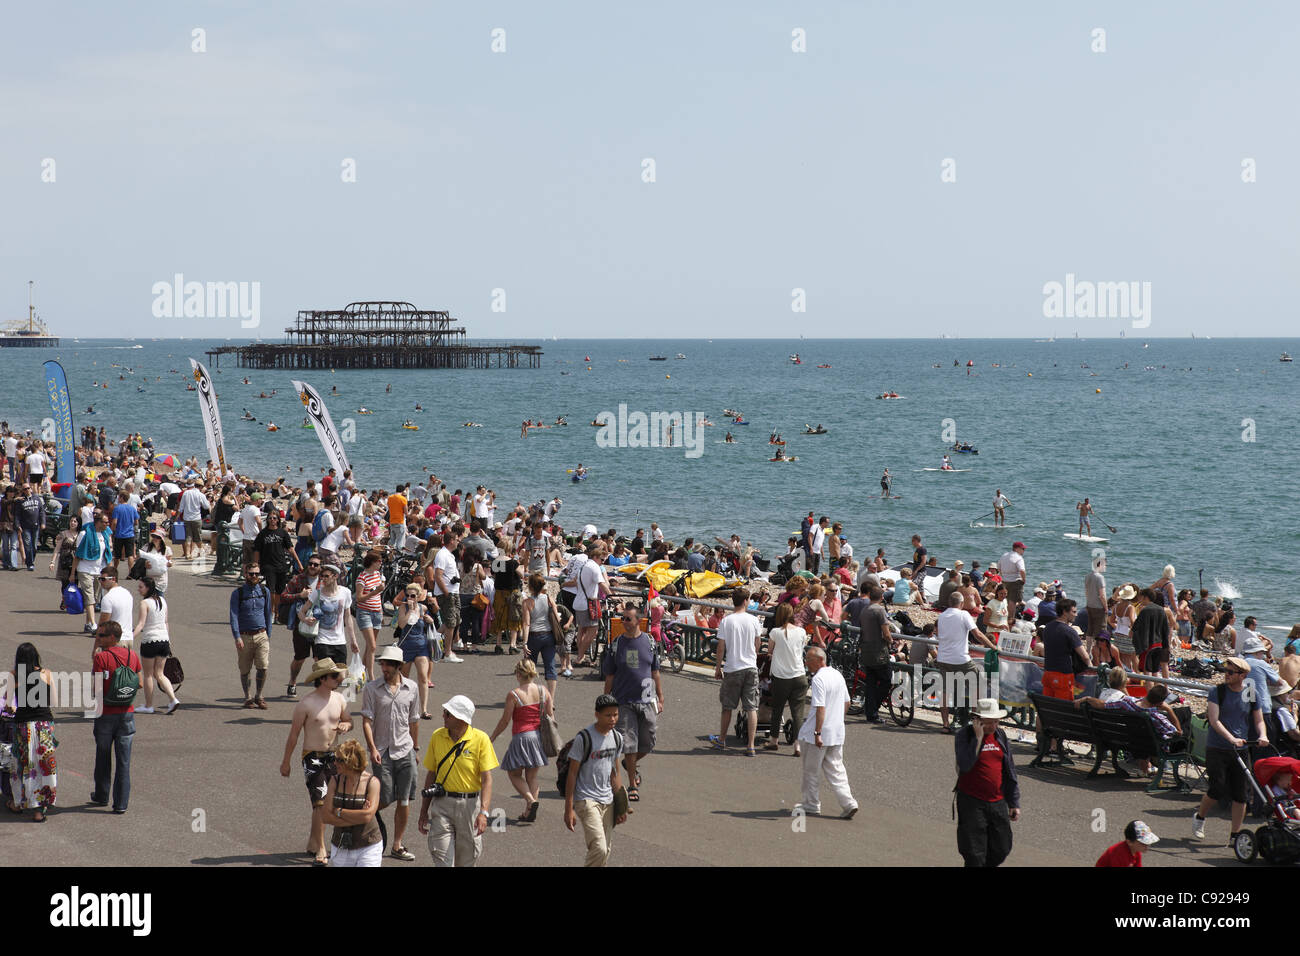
[538,685,563,757]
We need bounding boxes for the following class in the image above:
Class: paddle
[1089,508,1119,534]
[969,509,996,526]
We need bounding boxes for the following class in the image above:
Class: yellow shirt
[422,727,498,793]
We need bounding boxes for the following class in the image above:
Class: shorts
[292,625,314,661]
[616,701,658,754]
[1113,634,1135,656]
[261,567,285,597]
[720,667,760,712]
[1145,644,1170,668]
[1206,747,1249,804]
[1042,670,1076,701]
[1177,620,1192,640]
[302,750,337,808]
[436,593,460,632]
[313,642,347,665]
[1086,607,1105,639]
[77,570,100,608]
[113,537,135,560]
[375,750,419,806]
[357,608,385,631]
[1004,581,1024,606]
[402,635,432,662]
[185,520,202,542]
[140,640,171,659]
[241,541,257,565]
[491,589,524,633]
[237,630,271,673]
[937,659,982,708]
[577,607,597,629]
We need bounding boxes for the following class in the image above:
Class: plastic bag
[63,582,84,615]
[341,650,366,699]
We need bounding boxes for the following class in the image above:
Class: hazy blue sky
[3,1,1297,339]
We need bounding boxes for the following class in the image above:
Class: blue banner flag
[42,360,75,486]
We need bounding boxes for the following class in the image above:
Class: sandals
[627,788,640,802]
[522,801,539,822]
[763,741,780,751]
[420,712,434,720]
[745,748,757,757]
[32,809,46,823]
[707,735,726,751]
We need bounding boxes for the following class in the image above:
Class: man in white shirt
[544,497,561,521]
[568,541,609,666]
[808,516,828,574]
[178,481,210,559]
[936,592,996,732]
[25,446,48,491]
[710,590,764,753]
[795,645,858,819]
[998,542,1027,618]
[96,566,135,644]
[3,434,17,481]
[432,528,463,662]
[239,494,263,573]
[75,511,112,632]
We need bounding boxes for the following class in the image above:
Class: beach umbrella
[153,454,178,470]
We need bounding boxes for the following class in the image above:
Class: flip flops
[707,735,726,750]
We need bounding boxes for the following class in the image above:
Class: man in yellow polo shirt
[417,694,497,866]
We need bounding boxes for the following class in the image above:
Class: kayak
[402,425,419,431]
[769,457,799,462]
[571,473,586,482]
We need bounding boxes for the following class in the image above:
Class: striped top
[356,570,384,612]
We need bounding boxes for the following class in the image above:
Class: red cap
[1013,541,1025,550]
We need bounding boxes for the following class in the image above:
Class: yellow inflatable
[682,571,725,599]
[644,562,686,593]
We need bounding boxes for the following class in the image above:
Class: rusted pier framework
[206,301,541,370]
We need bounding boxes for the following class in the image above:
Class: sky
[2,1,1297,339]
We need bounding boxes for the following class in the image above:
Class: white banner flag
[188,359,228,474]
[292,380,351,474]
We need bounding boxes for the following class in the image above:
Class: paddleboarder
[880,469,892,497]
[993,489,1011,527]
[1076,498,1093,537]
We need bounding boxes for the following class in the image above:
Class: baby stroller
[1231,752,1300,864]
[735,651,798,745]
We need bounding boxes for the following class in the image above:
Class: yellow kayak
[682,570,725,599]
[402,424,419,431]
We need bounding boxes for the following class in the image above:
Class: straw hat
[375,645,404,666]
[305,658,346,683]
[1116,584,1138,601]
[971,698,1007,720]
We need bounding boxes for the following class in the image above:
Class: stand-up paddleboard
[970,522,1026,528]
[919,467,969,472]
[868,494,903,499]
[1063,532,1107,542]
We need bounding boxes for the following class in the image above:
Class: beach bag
[63,582,84,615]
[297,601,320,638]
[539,688,563,757]
[472,592,490,611]
[163,655,185,689]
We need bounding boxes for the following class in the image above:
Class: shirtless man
[1077,498,1093,536]
[993,489,1011,527]
[280,658,353,866]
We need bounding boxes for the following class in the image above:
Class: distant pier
[205,300,542,370]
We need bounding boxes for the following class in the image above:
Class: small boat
[816,364,831,369]
[266,424,279,432]
[769,439,786,446]
[402,422,420,431]
[186,384,197,391]
[302,423,315,430]
[723,408,740,418]
[803,428,828,436]
[1282,353,1293,363]
[649,355,668,361]
[240,414,255,422]
[674,353,686,360]
[875,392,902,400]
[731,419,749,425]
[769,456,798,462]
[789,353,802,364]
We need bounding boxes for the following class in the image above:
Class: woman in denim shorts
[352,550,386,678]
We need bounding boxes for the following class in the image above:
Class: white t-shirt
[159,481,181,497]
[994,494,1009,509]
[348,494,365,517]
[544,500,560,519]
[75,528,110,575]
[810,525,826,555]
[79,503,95,528]
[799,666,849,745]
[239,504,261,536]
[3,437,16,459]
[717,611,762,673]
[433,547,458,596]
[179,489,208,521]
[573,559,604,612]
[472,493,486,518]
[98,585,135,639]
[652,527,663,542]
[998,550,1025,583]
[560,552,585,595]
[307,586,352,645]
[26,451,46,475]
[936,607,978,665]
[768,624,808,680]
[320,525,348,553]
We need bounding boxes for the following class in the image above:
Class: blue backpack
[312,510,329,543]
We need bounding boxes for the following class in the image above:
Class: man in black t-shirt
[1131,588,1171,675]
[489,555,523,653]
[857,587,893,723]
[254,512,298,617]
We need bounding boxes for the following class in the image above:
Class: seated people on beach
[891,569,923,606]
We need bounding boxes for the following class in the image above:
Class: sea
[2,336,1296,626]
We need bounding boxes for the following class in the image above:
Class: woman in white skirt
[488,658,551,823]
[325,739,383,866]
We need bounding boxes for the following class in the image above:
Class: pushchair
[734,651,798,745]
[1231,751,1300,864]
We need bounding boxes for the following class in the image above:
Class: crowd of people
[2,421,1297,868]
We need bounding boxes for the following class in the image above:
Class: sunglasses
[307,563,321,568]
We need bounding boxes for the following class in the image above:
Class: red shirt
[1095,842,1142,867]
[322,476,333,498]
[958,733,1004,802]
[94,645,141,716]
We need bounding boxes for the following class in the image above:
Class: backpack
[101,646,140,707]
[555,727,624,796]
[312,510,329,543]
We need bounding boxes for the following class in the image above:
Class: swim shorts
[302,750,337,808]
[1041,670,1076,701]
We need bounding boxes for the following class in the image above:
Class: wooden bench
[1030,693,1193,792]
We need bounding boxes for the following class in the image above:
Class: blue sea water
[2,336,1297,624]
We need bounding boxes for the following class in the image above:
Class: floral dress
[4,670,57,812]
